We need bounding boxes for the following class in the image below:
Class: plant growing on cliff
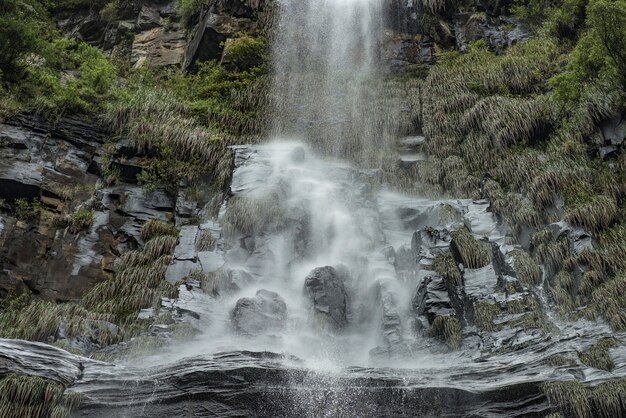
[13,198,42,222]
[429,315,462,349]
[68,208,94,234]
[0,374,82,418]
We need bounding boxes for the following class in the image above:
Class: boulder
[602,115,626,146]
[231,289,287,335]
[412,274,455,322]
[303,266,349,329]
[136,6,161,31]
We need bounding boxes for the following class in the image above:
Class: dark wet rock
[599,145,619,160]
[231,289,287,335]
[0,117,120,300]
[175,189,197,217]
[184,10,258,71]
[0,339,84,385]
[602,115,626,145]
[370,279,412,359]
[411,227,452,255]
[412,274,455,322]
[491,242,516,278]
[304,266,349,329]
[455,14,531,54]
[547,221,594,254]
[136,6,161,30]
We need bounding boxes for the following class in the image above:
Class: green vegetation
[429,315,462,349]
[177,0,211,28]
[0,374,81,418]
[0,1,117,119]
[13,198,42,223]
[543,379,626,418]
[417,0,626,330]
[578,337,618,371]
[450,227,492,269]
[68,208,94,233]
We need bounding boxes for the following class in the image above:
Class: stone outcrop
[231,289,287,335]
[303,266,349,329]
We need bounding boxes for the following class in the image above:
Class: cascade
[4,1,625,417]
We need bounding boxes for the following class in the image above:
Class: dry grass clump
[451,227,492,269]
[511,250,542,287]
[507,294,540,315]
[578,337,618,371]
[591,275,626,331]
[0,374,81,418]
[141,219,178,242]
[143,235,178,260]
[473,300,501,331]
[429,315,462,350]
[196,229,216,251]
[0,231,180,349]
[543,381,592,418]
[564,195,618,233]
[222,193,285,235]
[432,252,463,286]
[547,355,577,367]
[543,379,626,418]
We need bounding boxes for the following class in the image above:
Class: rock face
[412,274,455,322]
[131,27,186,69]
[231,289,287,335]
[303,266,349,329]
[183,4,261,71]
[0,116,110,300]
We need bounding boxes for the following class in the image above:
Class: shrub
[13,198,42,222]
[68,208,94,233]
[221,35,267,72]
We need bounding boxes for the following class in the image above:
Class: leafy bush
[68,208,94,233]
[0,0,49,79]
[13,198,42,222]
[549,0,626,101]
[221,35,267,71]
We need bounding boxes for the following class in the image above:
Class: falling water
[270,0,393,165]
[156,0,441,368]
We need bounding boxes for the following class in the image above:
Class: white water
[148,0,470,371]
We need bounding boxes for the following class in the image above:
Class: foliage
[13,198,42,222]
[0,0,49,79]
[167,58,267,133]
[0,1,117,118]
[578,337,618,371]
[221,35,268,72]
[550,0,626,101]
[68,208,94,233]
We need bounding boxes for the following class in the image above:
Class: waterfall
[269,0,391,165]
